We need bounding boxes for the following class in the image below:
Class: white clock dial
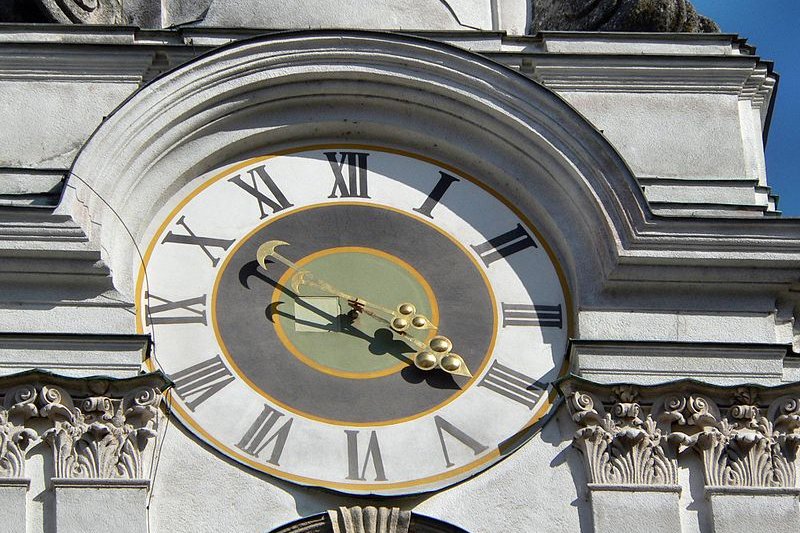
[136,145,570,495]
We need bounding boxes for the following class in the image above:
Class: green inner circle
[273,249,435,376]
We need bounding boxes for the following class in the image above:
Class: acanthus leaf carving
[0,385,40,478]
[569,388,678,486]
[329,506,411,533]
[659,389,797,489]
[42,385,162,480]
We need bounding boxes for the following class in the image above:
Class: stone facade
[0,1,798,532]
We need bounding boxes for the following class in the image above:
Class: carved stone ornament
[568,385,678,486]
[34,0,123,24]
[560,377,800,490]
[0,385,39,478]
[533,0,719,33]
[0,370,167,481]
[663,388,800,488]
[328,507,411,533]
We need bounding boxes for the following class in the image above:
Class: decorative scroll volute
[34,0,123,24]
[0,385,39,478]
[41,385,162,480]
[568,386,678,486]
[566,379,800,491]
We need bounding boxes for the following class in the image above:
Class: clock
[135,145,569,495]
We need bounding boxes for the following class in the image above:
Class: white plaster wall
[148,409,588,533]
[0,81,138,168]
[558,92,747,181]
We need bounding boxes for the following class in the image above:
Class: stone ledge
[705,486,800,497]
[52,478,150,489]
[588,483,681,493]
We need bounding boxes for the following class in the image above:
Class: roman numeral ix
[144,292,207,326]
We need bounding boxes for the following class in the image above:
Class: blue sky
[691,0,800,215]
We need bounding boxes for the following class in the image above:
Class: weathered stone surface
[533,0,718,33]
[33,0,123,24]
[8,0,719,33]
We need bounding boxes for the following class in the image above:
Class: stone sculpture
[6,0,718,33]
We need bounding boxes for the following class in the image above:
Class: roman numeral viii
[344,430,387,481]
[161,216,234,267]
[326,151,369,198]
[479,361,545,410]
[236,404,293,466]
[228,164,293,219]
[171,355,235,411]
[502,303,562,329]
[471,224,537,266]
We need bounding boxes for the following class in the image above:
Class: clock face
[136,145,569,495]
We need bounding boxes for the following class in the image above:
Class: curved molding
[59,30,651,302]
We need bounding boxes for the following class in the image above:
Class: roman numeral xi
[228,164,293,219]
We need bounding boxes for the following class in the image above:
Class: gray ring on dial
[214,204,494,424]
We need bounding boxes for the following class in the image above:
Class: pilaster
[0,370,168,532]
[561,377,800,533]
[567,385,681,533]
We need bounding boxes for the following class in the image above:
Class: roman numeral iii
[326,151,370,198]
[502,303,562,329]
[471,224,537,266]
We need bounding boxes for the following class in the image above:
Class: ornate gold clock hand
[257,241,437,331]
[256,240,472,378]
[356,306,472,378]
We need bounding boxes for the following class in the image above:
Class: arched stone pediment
[59,30,649,307]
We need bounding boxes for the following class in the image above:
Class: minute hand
[256,241,437,329]
[256,241,396,320]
